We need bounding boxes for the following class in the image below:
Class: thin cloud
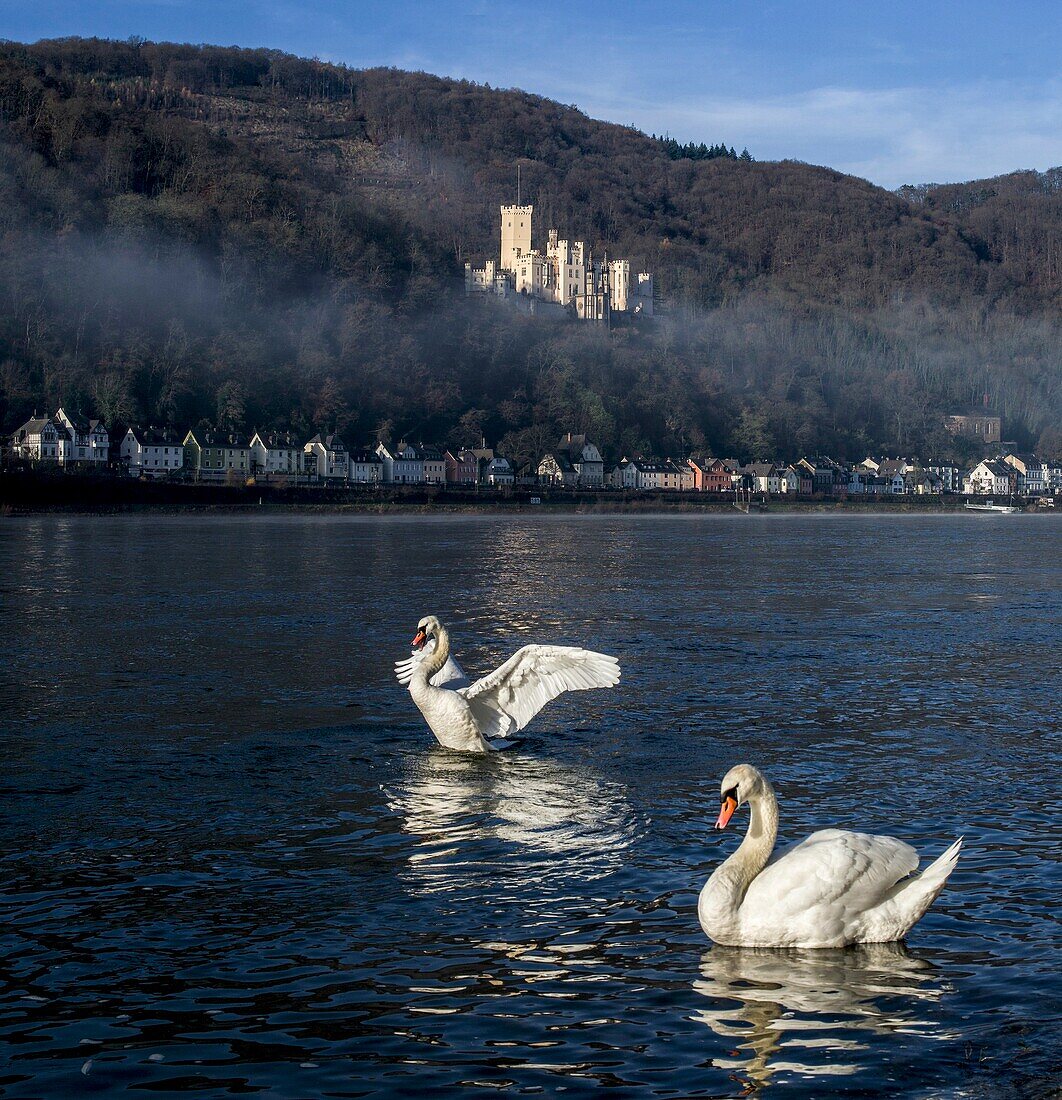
[578,79,1062,188]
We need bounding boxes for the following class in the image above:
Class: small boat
[964,500,1022,514]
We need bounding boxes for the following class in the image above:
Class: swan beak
[411,630,427,650]
[715,796,738,830]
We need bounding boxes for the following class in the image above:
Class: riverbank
[1,473,1053,516]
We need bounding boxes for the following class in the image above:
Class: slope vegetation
[0,38,1058,461]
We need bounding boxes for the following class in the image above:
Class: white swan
[699,764,961,948]
[395,615,621,752]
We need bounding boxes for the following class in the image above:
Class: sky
[2,0,1060,188]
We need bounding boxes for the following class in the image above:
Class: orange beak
[715,796,738,830]
[411,630,427,650]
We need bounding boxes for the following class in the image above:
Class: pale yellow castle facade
[465,204,653,320]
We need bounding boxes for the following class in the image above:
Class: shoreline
[1,475,1054,517]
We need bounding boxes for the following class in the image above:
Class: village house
[925,465,961,493]
[121,427,184,477]
[419,445,446,485]
[778,466,800,494]
[183,430,251,481]
[687,457,733,492]
[743,462,782,494]
[375,441,423,484]
[348,449,383,484]
[249,432,304,479]
[686,457,709,491]
[905,468,943,495]
[789,464,813,495]
[444,448,479,485]
[849,469,893,494]
[537,451,578,487]
[797,456,843,494]
[555,433,605,487]
[964,459,1016,496]
[55,409,109,468]
[484,456,515,487]
[10,414,63,464]
[608,458,634,489]
[306,434,350,482]
[1002,454,1048,495]
[632,459,677,491]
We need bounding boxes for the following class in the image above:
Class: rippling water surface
[1,514,1059,1097]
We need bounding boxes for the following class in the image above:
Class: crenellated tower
[500,205,533,272]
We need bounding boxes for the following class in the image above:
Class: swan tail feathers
[889,837,962,934]
[919,837,963,890]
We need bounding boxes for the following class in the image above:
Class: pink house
[445,448,479,485]
[688,457,733,492]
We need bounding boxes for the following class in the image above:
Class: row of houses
[583,453,1059,496]
[7,414,519,486]
[8,412,1060,496]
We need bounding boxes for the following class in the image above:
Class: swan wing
[394,641,470,690]
[457,645,620,740]
[748,829,919,919]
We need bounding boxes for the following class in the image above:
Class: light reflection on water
[0,514,1059,1097]
[388,749,640,894]
[692,943,960,1090]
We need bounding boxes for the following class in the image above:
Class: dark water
[1,514,1059,1098]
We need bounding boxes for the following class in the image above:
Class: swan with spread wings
[395,615,621,752]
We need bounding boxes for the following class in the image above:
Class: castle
[465,204,653,321]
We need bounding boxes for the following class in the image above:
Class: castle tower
[500,205,532,273]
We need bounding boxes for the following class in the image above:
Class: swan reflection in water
[387,747,638,896]
[693,942,956,1091]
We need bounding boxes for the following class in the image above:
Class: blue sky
[2,1,1060,187]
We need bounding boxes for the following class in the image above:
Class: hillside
[0,37,1059,462]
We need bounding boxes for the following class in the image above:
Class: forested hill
[1,37,1059,463]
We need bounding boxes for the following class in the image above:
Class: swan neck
[721,781,779,898]
[422,625,451,679]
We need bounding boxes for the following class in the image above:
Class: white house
[538,451,578,486]
[744,463,782,494]
[779,467,801,494]
[555,433,605,487]
[375,441,424,484]
[1003,454,1048,495]
[964,459,1015,496]
[249,432,304,478]
[305,434,349,481]
[485,456,514,486]
[609,459,637,489]
[633,460,678,491]
[349,449,383,484]
[10,415,63,463]
[55,408,109,468]
[121,427,184,477]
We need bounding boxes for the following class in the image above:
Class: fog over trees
[0,37,1059,461]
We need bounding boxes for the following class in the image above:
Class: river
[1,514,1058,1096]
